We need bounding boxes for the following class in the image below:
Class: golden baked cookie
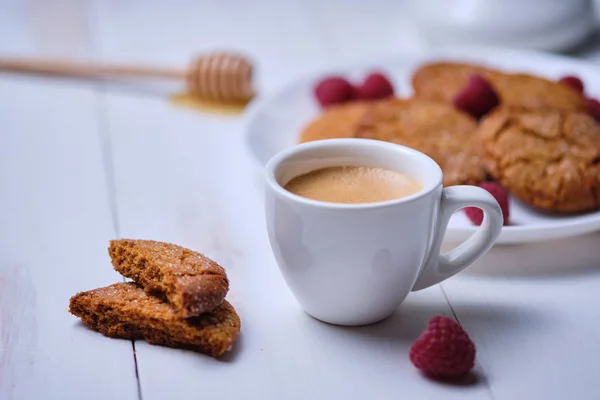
[354,98,487,186]
[412,62,587,112]
[109,239,229,318]
[411,62,496,104]
[478,107,600,212]
[69,282,240,358]
[299,101,371,143]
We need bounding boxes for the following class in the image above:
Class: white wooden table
[2,1,600,399]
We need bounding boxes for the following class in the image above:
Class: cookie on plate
[354,98,487,186]
[411,62,497,104]
[478,107,600,212]
[412,62,587,112]
[299,101,371,143]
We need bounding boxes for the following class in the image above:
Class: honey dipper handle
[0,57,187,80]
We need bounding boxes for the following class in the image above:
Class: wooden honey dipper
[0,52,255,102]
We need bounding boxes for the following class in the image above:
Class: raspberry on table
[587,98,600,122]
[314,76,355,107]
[464,181,510,225]
[453,74,499,119]
[559,75,585,94]
[355,72,395,100]
[410,316,476,379]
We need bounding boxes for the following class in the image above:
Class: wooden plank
[0,0,94,59]
[0,78,140,400]
[0,2,138,399]
[441,234,600,400]
[8,0,600,398]
[93,1,492,398]
[98,91,491,400]
[299,0,427,65]
[89,0,334,94]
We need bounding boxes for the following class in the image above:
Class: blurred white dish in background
[243,46,600,245]
[406,0,595,52]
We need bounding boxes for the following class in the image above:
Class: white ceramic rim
[264,138,443,210]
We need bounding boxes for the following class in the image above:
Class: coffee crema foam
[284,166,422,204]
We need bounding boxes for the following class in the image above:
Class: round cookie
[354,98,487,186]
[411,62,496,104]
[491,72,587,112]
[478,107,600,212]
[412,62,587,112]
[299,102,371,143]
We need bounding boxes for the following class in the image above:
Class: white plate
[243,46,600,245]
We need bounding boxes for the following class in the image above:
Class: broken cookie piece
[108,239,229,318]
[69,282,240,358]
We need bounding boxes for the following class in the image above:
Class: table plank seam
[94,85,122,237]
[94,83,144,400]
[132,341,144,400]
[440,284,496,400]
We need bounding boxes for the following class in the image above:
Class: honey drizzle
[170,92,251,116]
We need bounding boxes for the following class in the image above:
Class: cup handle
[411,185,503,291]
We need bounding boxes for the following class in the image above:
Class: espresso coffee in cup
[284,166,422,204]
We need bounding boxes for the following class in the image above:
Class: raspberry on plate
[314,76,355,107]
[410,316,476,379]
[464,181,510,225]
[587,98,600,122]
[355,72,395,100]
[559,75,585,94]
[453,74,499,119]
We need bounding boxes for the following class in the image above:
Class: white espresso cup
[265,139,503,326]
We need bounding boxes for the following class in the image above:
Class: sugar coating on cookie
[109,239,229,318]
[478,107,600,212]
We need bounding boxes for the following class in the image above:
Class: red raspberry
[559,75,584,94]
[314,76,355,107]
[587,98,600,122]
[464,181,510,225]
[453,74,499,119]
[410,316,475,379]
[355,72,395,100]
